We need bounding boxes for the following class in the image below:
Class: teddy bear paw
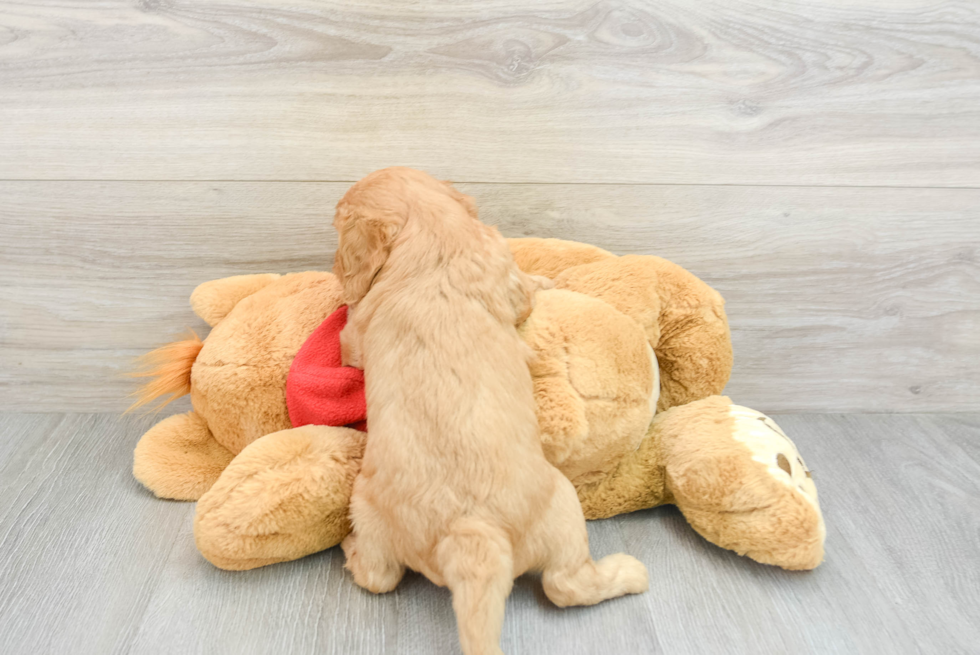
[728,405,822,514]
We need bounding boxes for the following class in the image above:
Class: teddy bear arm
[190,273,282,327]
[656,333,732,411]
[194,425,366,570]
[619,256,731,410]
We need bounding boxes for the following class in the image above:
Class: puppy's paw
[342,533,404,594]
[598,553,649,596]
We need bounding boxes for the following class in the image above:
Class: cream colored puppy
[333,167,648,655]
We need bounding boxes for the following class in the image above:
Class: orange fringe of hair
[126,331,203,413]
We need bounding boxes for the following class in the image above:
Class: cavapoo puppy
[333,167,648,655]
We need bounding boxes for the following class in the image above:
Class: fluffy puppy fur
[333,168,648,655]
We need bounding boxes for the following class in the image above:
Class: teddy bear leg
[194,425,366,571]
[133,411,234,501]
[658,396,826,570]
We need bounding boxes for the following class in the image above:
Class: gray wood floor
[0,412,977,655]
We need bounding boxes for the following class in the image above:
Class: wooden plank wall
[1,0,978,412]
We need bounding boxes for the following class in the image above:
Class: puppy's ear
[441,180,478,219]
[333,217,399,305]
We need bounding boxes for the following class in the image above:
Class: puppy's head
[332,167,477,304]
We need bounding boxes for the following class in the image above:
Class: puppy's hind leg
[437,522,514,655]
[342,490,405,594]
[539,474,649,608]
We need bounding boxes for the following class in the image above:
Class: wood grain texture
[0,413,193,654]
[2,181,977,413]
[1,0,979,184]
[0,412,977,654]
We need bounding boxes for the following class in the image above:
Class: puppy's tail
[437,523,514,655]
[125,331,203,413]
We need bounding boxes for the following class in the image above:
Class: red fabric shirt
[286,305,367,432]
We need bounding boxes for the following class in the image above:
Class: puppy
[333,168,647,655]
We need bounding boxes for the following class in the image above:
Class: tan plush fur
[555,254,733,411]
[655,397,825,570]
[189,273,282,327]
[132,231,825,573]
[133,410,233,500]
[572,397,825,571]
[191,271,344,454]
[332,168,647,655]
[519,289,655,486]
[507,237,615,279]
[194,425,367,570]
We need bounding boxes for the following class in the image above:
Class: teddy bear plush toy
[131,237,825,572]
